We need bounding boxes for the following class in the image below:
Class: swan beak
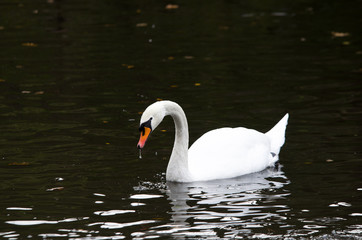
[137,127,151,149]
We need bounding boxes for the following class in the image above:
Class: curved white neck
[163,101,193,182]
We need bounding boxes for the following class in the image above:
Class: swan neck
[164,101,191,182]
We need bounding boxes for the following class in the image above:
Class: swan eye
[139,118,153,136]
[139,126,145,136]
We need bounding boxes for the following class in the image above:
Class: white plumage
[137,100,289,182]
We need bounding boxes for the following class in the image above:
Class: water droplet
[139,149,142,159]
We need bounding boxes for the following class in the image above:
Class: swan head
[137,101,166,149]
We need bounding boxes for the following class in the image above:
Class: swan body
[137,100,289,182]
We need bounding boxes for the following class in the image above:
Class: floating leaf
[34,91,44,95]
[136,23,148,27]
[168,56,175,60]
[331,31,350,38]
[0,26,4,30]
[170,85,178,88]
[122,64,134,69]
[165,4,179,10]
[342,41,350,45]
[0,79,5,82]
[326,159,333,162]
[184,56,194,60]
[156,98,163,101]
[21,90,31,94]
[8,162,30,166]
[22,42,38,47]
[194,83,201,86]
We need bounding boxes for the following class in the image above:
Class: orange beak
[137,127,151,149]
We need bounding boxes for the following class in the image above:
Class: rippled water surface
[0,0,361,239]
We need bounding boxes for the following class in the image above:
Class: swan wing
[188,127,272,181]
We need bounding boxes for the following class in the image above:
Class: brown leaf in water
[8,162,30,166]
[122,64,134,69]
[136,23,148,27]
[165,4,179,10]
[331,31,350,38]
[22,42,38,47]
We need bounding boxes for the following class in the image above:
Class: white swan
[137,100,289,182]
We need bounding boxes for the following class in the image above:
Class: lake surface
[0,0,361,239]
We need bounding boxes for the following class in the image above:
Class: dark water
[0,0,361,239]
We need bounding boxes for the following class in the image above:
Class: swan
[137,100,289,182]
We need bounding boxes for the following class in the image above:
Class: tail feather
[265,113,289,158]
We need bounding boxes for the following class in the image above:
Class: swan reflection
[159,166,290,237]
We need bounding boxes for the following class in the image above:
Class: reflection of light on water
[6,220,58,226]
[155,167,291,238]
[129,194,163,199]
[6,217,89,226]
[88,220,157,229]
[94,210,135,216]
[6,207,32,211]
[5,167,361,239]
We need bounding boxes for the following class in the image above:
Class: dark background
[0,0,361,238]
